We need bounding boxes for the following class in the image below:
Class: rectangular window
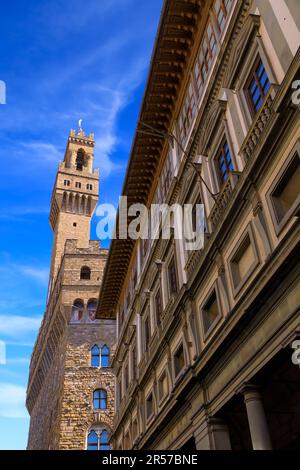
[194,61,203,98]
[155,288,162,325]
[75,182,81,188]
[229,227,259,294]
[202,290,220,334]
[132,345,137,380]
[174,343,185,378]
[64,179,70,186]
[124,363,129,392]
[168,256,178,296]
[207,23,217,57]
[269,150,300,228]
[217,141,233,185]
[158,371,168,402]
[246,58,270,114]
[214,0,229,32]
[144,314,151,350]
[146,392,154,421]
[178,81,196,143]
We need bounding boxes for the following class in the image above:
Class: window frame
[267,141,300,235]
[80,266,91,280]
[100,344,110,368]
[87,428,110,451]
[145,390,155,423]
[93,389,107,410]
[157,369,169,404]
[167,254,178,298]
[173,341,186,381]
[154,284,162,326]
[244,55,271,117]
[91,344,100,368]
[216,139,234,187]
[200,284,223,340]
[227,224,260,296]
[143,310,151,352]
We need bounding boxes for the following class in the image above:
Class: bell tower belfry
[26,127,115,450]
[48,127,99,292]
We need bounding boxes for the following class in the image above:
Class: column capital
[237,382,260,398]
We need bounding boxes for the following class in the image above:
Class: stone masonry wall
[57,321,116,450]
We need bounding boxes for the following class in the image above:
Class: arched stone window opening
[91,345,100,367]
[87,427,110,451]
[80,266,91,280]
[101,345,110,368]
[90,344,110,368]
[87,299,97,322]
[76,149,85,171]
[71,299,84,323]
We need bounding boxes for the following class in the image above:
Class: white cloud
[0,315,42,338]
[0,383,28,419]
[0,206,49,221]
[20,142,62,164]
[15,265,49,285]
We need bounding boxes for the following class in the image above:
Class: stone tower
[26,128,116,450]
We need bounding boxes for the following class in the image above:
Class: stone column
[242,385,272,450]
[193,412,231,450]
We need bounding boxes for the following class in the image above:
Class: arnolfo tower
[26,127,116,450]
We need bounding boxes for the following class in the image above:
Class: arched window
[87,428,110,451]
[87,430,98,450]
[99,430,110,450]
[71,300,84,323]
[91,345,100,367]
[101,345,110,368]
[87,299,97,322]
[93,389,107,410]
[76,149,85,171]
[80,266,91,280]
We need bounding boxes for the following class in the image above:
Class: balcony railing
[208,171,241,231]
[241,85,278,161]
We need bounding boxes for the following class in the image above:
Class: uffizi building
[27,0,300,450]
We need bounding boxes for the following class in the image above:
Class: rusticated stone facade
[26,129,116,450]
[59,320,115,449]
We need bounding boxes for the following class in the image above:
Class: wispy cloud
[0,206,48,221]
[14,265,49,285]
[0,383,28,419]
[20,142,63,164]
[0,315,42,338]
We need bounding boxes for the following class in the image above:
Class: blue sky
[0,0,162,449]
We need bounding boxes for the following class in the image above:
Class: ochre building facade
[26,130,116,450]
[97,0,300,450]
